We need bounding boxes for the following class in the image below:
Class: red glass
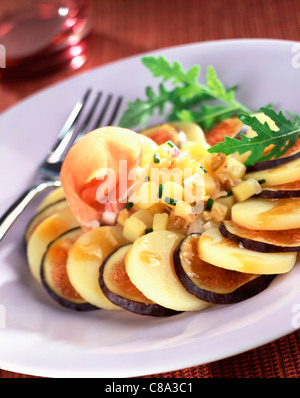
[0,0,92,79]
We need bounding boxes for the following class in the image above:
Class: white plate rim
[0,38,300,378]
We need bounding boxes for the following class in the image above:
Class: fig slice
[246,149,300,173]
[139,123,184,147]
[26,204,80,282]
[220,220,300,253]
[231,197,300,231]
[173,233,276,304]
[198,227,297,274]
[245,156,300,187]
[125,230,209,312]
[40,228,98,311]
[37,187,65,212]
[256,180,300,199]
[99,244,179,317]
[25,199,69,244]
[67,226,129,310]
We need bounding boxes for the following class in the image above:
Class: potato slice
[67,226,128,310]
[25,199,69,244]
[198,227,297,274]
[27,206,80,281]
[231,198,300,230]
[245,157,300,186]
[37,187,65,212]
[125,230,209,311]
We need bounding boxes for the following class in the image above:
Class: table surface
[0,0,300,379]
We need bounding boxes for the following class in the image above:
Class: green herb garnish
[125,202,134,210]
[164,197,177,206]
[167,140,175,148]
[118,56,251,130]
[158,183,163,198]
[205,198,214,211]
[118,56,300,168]
[153,153,160,163]
[208,107,300,166]
[199,165,208,173]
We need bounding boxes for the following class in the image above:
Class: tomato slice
[60,127,143,230]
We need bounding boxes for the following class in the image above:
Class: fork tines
[74,92,123,143]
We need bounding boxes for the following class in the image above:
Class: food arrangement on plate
[25,56,300,317]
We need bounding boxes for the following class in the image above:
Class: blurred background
[1,0,300,113]
[0,0,300,379]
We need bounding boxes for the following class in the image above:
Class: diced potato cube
[160,143,173,154]
[149,166,182,186]
[146,203,166,216]
[177,158,199,175]
[131,209,153,228]
[216,195,236,219]
[123,216,147,242]
[161,181,183,206]
[117,209,129,227]
[180,141,209,159]
[212,201,229,221]
[203,173,216,196]
[141,153,153,167]
[232,178,262,202]
[217,194,236,209]
[219,157,247,179]
[153,213,169,231]
[151,157,171,169]
[174,201,192,221]
[130,181,159,209]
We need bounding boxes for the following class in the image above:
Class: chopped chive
[145,175,150,182]
[205,198,214,211]
[199,165,208,173]
[125,202,134,210]
[153,153,160,163]
[167,140,175,148]
[257,179,266,184]
[145,228,153,234]
[158,183,163,198]
[164,196,177,206]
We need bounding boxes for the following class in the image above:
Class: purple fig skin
[173,234,277,305]
[99,245,181,317]
[219,222,300,253]
[246,150,300,172]
[40,228,99,312]
[256,187,300,199]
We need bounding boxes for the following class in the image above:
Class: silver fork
[0,90,123,241]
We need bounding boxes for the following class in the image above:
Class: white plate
[0,39,300,378]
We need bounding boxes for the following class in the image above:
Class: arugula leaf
[205,66,236,104]
[118,84,171,129]
[142,56,200,87]
[208,107,300,166]
[118,56,251,130]
[176,104,240,130]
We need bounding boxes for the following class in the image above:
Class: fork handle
[0,180,61,241]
